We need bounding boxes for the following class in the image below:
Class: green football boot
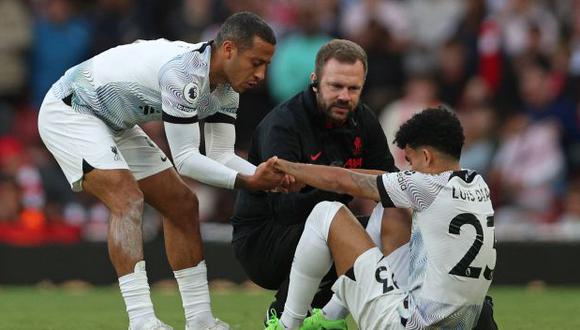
[300,309,348,330]
[264,310,285,330]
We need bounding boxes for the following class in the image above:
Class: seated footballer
[265,107,497,329]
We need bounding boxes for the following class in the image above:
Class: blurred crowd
[0,0,579,245]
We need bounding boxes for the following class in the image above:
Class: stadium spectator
[89,0,140,55]
[0,136,45,212]
[571,2,580,84]
[437,39,470,107]
[30,0,92,108]
[378,74,439,169]
[37,11,281,330]
[0,0,31,105]
[339,0,409,48]
[518,57,580,174]
[496,0,559,59]
[490,113,565,223]
[0,172,21,223]
[459,105,497,176]
[339,0,408,108]
[477,16,504,94]
[403,0,465,73]
[452,0,487,78]
[231,39,398,322]
[0,138,82,246]
[180,0,215,42]
[313,0,341,37]
[90,0,185,56]
[268,1,331,104]
[0,173,48,246]
[457,76,493,112]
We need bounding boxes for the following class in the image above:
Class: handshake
[240,156,304,193]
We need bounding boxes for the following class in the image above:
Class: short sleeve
[159,52,204,124]
[376,171,449,211]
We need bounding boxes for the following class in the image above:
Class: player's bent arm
[201,120,277,190]
[203,121,256,176]
[159,62,246,188]
[165,122,277,191]
[164,121,239,189]
[274,158,381,201]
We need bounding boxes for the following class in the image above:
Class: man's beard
[317,95,355,125]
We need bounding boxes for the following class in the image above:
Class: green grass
[0,285,579,329]
[489,286,580,329]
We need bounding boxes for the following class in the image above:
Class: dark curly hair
[393,106,464,160]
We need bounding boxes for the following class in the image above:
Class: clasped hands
[252,156,303,193]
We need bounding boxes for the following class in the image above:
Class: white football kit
[38,39,255,191]
[332,170,496,329]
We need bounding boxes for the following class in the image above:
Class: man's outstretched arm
[273,158,382,201]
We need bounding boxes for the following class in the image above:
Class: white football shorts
[332,244,411,330]
[38,89,173,192]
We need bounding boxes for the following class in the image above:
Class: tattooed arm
[273,157,381,201]
[349,169,386,175]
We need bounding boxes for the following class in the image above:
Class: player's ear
[310,73,318,92]
[422,148,432,166]
[222,40,235,59]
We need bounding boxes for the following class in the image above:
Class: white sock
[321,295,349,320]
[174,260,215,327]
[280,202,343,330]
[119,261,156,328]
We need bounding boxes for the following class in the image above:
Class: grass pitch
[0,285,579,329]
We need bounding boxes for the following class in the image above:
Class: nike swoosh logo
[161,156,167,162]
[310,152,322,161]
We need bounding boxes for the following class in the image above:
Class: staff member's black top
[232,88,396,238]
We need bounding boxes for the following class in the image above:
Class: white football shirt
[377,170,496,329]
[51,38,239,131]
[50,39,252,189]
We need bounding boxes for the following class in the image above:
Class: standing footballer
[38,12,283,330]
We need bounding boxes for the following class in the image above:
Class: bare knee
[176,188,199,218]
[163,187,199,222]
[105,180,144,219]
[83,169,144,217]
[112,189,144,222]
